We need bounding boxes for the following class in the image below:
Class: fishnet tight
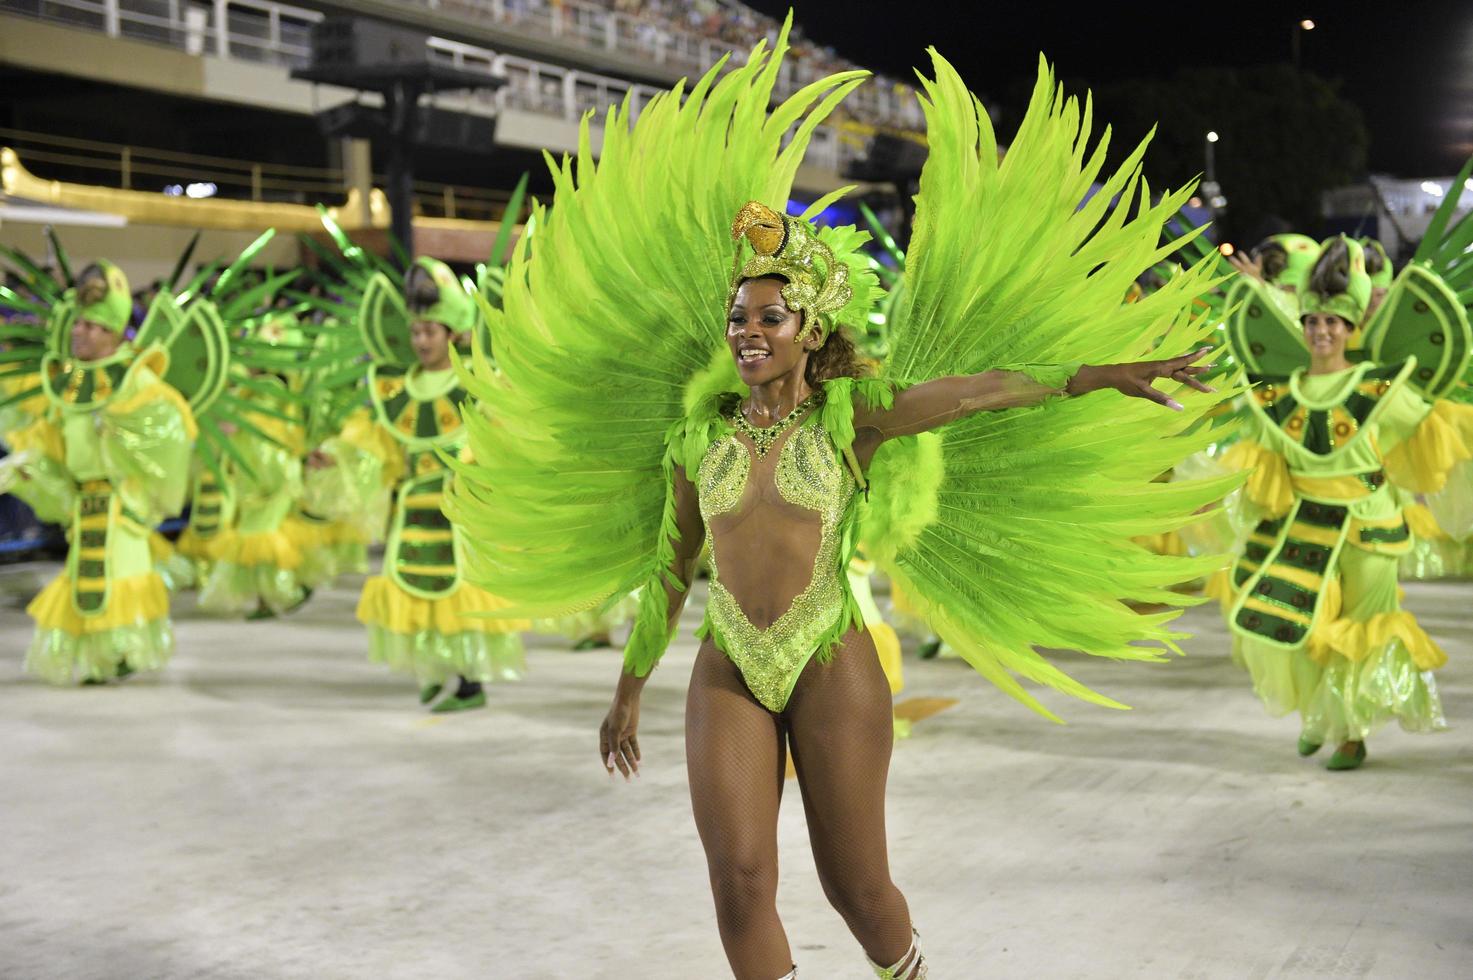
[686,627,915,979]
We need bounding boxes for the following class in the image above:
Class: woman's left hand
[1068,347,1216,411]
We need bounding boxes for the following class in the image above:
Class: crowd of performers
[0,230,614,712]
[3,27,1473,980]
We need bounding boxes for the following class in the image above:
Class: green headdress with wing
[1299,235,1372,334]
[1264,233,1320,292]
[1360,237,1393,289]
[405,257,476,335]
[74,260,132,333]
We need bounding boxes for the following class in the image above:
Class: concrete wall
[0,15,360,117]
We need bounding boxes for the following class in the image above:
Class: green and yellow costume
[198,314,312,616]
[0,262,197,684]
[197,379,309,615]
[174,463,237,580]
[308,258,527,688]
[1219,235,1473,746]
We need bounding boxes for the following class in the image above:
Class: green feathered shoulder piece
[863,51,1242,720]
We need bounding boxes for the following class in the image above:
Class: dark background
[751,0,1472,240]
[751,0,1472,176]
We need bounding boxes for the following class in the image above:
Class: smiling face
[1302,312,1352,361]
[727,277,819,386]
[70,318,122,361]
[411,319,453,371]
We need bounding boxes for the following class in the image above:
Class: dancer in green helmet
[1,260,196,684]
[1218,234,1473,770]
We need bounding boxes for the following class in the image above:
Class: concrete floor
[0,562,1469,980]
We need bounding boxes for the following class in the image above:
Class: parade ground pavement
[1,562,1469,979]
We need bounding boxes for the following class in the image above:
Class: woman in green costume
[1,261,196,684]
[307,258,527,712]
[198,313,312,620]
[174,457,238,584]
[444,32,1235,978]
[1220,237,1473,769]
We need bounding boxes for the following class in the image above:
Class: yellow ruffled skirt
[282,515,371,589]
[26,572,174,684]
[357,577,529,686]
[1232,546,1447,745]
[175,525,234,563]
[197,528,306,615]
[149,531,198,592]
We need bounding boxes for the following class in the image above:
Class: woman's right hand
[600,691,641,781]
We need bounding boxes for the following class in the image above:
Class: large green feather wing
[444,27,865,621]
[869,53,1240,719]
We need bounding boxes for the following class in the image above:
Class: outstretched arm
[602,465,705,779]
[852,348,1215,465]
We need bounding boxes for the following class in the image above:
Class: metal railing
[0,126,522,220]
[0,0,922,140]
[402,0,925,130]
[0,0,319,63]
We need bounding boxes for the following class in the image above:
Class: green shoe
[917,638,942,660]
[246,604,277,621]
[285,587,314,614]
[419,684,443,705]
[431,690,487,713]
[1326,741,1367,771]
[572,635,612,651]
[1297,736,1322,757]
[80,676,109,686]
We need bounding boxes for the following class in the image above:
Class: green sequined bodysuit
[696,409,859,712]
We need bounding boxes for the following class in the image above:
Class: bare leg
[786,629,916,969]
[687,641,793,979]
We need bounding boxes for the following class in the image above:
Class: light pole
[1202,131,1225,221]
[1292,18,1315,69]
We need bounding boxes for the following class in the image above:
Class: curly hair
[75,263,110,307]
[1307,237,1352,297]
[806,327,872,385]
[739,274,872,386]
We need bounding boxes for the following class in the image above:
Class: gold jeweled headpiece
[729,201,854,344]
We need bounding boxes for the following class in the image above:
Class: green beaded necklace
[732,393,818,458]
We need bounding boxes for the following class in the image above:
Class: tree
[998,65,1368,242]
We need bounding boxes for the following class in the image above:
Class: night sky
[746,0,1472,178]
